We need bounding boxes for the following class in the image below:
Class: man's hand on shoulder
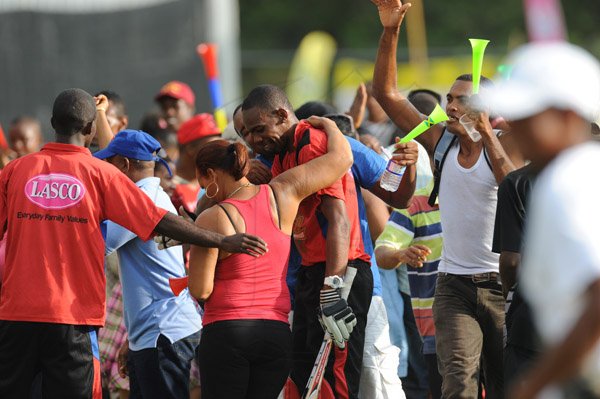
[220,233,268,257]
[371,0,412,29]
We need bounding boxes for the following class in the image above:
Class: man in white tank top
[370,1,524,397]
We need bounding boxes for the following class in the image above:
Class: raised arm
[469,109,520,183]
[346,83,368,129]
[94,95,115,149]
[270,116,353,219]
[370,0,442,154]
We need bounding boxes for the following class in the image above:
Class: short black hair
[295,101,337,119]
[408,89,442,115]
[95,90,126,117]
[242,84,294,113]
[455,74,494,89]
[51,88,96,136]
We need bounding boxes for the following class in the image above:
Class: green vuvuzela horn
[469,38,490,94]
[399,104,449,144]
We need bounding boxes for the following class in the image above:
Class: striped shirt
[376,181,442,355]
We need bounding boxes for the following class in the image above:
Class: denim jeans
[432,274,504,399]
[128,331,201,399]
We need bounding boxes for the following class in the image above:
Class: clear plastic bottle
[380,160,406,192]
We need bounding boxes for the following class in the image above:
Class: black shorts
[291,260,373,399]
[0,320,102,399]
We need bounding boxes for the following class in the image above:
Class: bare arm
[369,164,416,209]
[94,95,115,149]
[187,207,221,301]
[270,116,353,231]
[346,83,367,129]
[510,279,600,399]
[195,195,216,215]
[154,212,267,256]
[499,251,520,299]
[499,130,526,167]
[470,110,521,183]
[371,0,443,155]
[375,245,403,269]
[321,196,350,280]
[368,141,418,209]
[375,244,431,270]
[362,188,390,241]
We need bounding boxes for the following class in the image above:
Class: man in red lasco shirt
[0,88,267,399]
[242,85,407,399]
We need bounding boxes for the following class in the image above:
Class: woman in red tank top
[188,116,352,399]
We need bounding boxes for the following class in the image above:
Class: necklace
[226,183,254,199]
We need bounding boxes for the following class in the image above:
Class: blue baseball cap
[94,129,172,176]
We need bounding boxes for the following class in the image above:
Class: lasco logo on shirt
[24,174,86,209]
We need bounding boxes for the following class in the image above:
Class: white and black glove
[319,288,357,349]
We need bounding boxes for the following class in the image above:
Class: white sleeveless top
[438,143,500,274]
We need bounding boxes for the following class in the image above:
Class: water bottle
[380,160,406,192]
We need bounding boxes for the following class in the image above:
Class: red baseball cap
[155,81,195,106]
[177,113,221,145]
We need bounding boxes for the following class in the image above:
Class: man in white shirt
[370,1,523,397]
[485,41,600,399]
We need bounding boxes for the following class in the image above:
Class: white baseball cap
[483,42,600,122]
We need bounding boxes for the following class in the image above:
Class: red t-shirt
[272,121,370,266]
[0,143,167,326]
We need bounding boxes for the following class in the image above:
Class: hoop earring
[205,181,219,199]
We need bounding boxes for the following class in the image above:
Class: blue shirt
[347,137,386,296]
[104,177,202,351]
